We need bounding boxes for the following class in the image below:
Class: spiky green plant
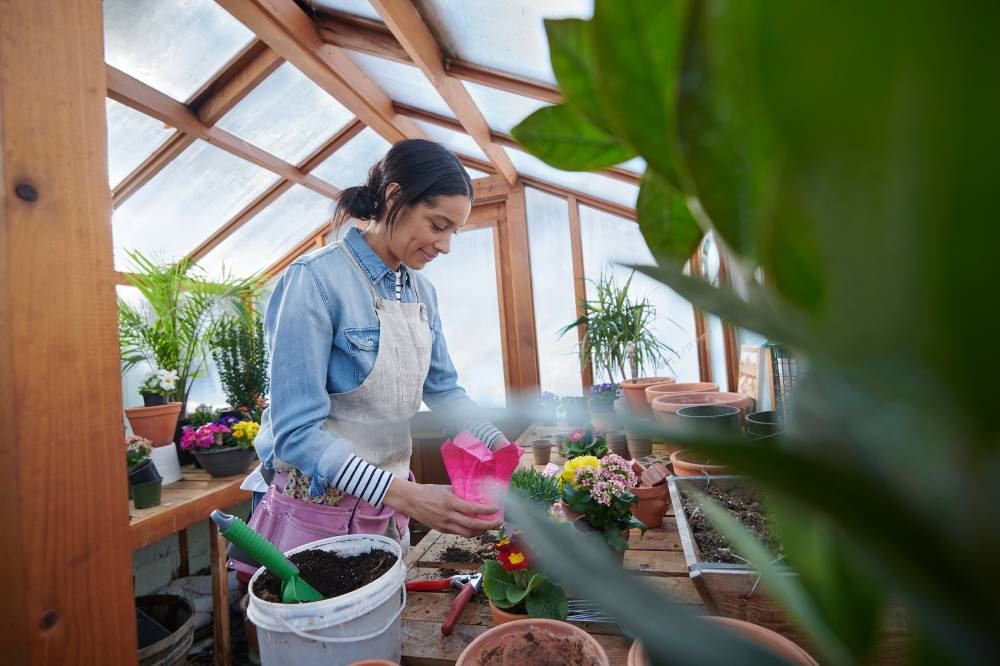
[508,468,562,508]
[210,315,269,413]
[511,0,1000,664]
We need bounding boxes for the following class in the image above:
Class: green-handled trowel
[210,510,324,603]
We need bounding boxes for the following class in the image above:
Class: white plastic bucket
[150,444,182,485]
[247,534,405,666]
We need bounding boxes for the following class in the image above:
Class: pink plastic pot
[442,432,523,521]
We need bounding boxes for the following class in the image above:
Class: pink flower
[568,430,585,442]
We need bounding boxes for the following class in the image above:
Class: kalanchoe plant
[126,434,152,468]
[561,426,608,459]
[139,368,179,399]
[557,454,645,552]
[480,531,568,620]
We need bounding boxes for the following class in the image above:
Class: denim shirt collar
[343,227,411,285]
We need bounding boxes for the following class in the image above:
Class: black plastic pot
[141,392,168,407]
[173,418,196,466]
[128,458,162,485]
[676,404,741,432]
[746,410,784,438]
[192,446,256,478]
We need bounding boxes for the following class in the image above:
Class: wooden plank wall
[0,0,136,662]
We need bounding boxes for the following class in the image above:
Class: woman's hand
[383,479,501,537]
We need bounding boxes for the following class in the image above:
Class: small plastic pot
[132,479,163,509]
[128,458,162,485]
[532,441,553,466]
[142,392,168,407]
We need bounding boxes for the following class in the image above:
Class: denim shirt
[254,227,500,497]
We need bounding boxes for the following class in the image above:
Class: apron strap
[333,240,379,303]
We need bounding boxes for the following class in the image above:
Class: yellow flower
[560,455,600,488]
[508,552,525,565]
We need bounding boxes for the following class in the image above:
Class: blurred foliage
[512,0,1000,663]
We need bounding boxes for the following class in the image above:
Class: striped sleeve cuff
[332,454,395,507]
[467,419,505,451]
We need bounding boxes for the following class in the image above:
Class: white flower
[162,377,176,390]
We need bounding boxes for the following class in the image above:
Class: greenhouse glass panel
[311,127,391,189]
[462,81,548,134]
[505,147,639,208]
[105,99,175,187]
[414,0,594,84]
[215,63,355,164]
[413,120,488,162]
[420,228,506,407]
[579,205,700,383]
[307,0,383,22]
[104,0,255,102]
[526,189,583,397]
[346,52,456,119]
[112,140,280,269]
[199,185,336,281]
[465,167,492,179]
[618,157,647,174]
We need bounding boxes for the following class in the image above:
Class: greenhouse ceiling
[103,0,644,283]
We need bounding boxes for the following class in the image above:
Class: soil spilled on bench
[681,485,783,564]
[440,533,499,564]
[254,548,397,603]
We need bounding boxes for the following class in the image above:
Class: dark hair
[333,139,473,229]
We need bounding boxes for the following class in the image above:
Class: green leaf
[637,171,703,262]
[591,0,689,186]
[504,572,547,606]
[511,104,635,171]
[481,560,517,608]
[544,18,615,134]
[525,580,568,621]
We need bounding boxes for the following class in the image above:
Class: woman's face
[386,190,471,270]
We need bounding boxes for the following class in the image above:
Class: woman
[233,140,508,571]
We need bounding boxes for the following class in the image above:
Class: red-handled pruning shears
[405,573,483,636]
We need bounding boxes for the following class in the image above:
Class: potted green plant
[127,434,162,509]
[555,454,645,556]
[561,426,608,459]
[180,416,258,478]
[210,315,269,421]
[508,468,562,509]
[125,367,184,447]
[118,250,259,419]
[480,531,568,624]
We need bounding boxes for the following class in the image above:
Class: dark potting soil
[477,630,601,666]
[253,548,397,603]
[681,485,783,565]
[441,533,499,564]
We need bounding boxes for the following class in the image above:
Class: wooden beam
[216,0,422,144]
[567,196,594,389]
[370,0,519,186]
[190,40,284,126]
[493,182,540,393]
[111,131,195,209]
[186,118,363,263]
[472,174,510,205]
[314,10,562,104]
[0,0,135,661]
[690,248,712,383]
[106,64,340,199]
[394,102,641,185]
[717,252,741,393]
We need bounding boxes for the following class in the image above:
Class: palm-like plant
[118,250,259,413]
[559,271,676,384]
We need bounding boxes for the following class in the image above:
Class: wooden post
[175,528,191,579]
[494,182,540,396]
[210,520,231,666]
[566,196,594,389]
[0,0,136,662]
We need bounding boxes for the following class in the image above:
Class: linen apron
[231,242,432,574]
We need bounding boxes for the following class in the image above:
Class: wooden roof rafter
[111,38,284,208]
[314,9,562,104]
[106,64,339,200]
[369,0,519,186]
[215,0,423,144]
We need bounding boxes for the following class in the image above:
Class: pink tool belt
[228,470,411,575]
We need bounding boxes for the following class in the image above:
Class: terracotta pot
[651,391,755,450]
[621,377,675,417]
[676,405,741,433]
[532,441,553,466]
[589,399,616,431]
[456,618,610,666]
[625,430,652,459]
[670,449,731,477]
[631,483,669,529]
[644,382,718,407]
[607,431,630,458]
[627,616,818,666]
[489,600,529,626]
[125,402,183,447]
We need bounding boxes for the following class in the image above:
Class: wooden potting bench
[129,463,253,666]
[399,425,704,665]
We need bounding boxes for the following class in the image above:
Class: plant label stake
[210,510,324,603]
